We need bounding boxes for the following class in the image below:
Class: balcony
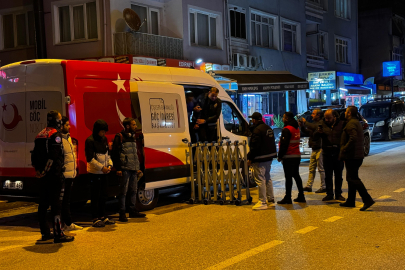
[114,32,183,59]
[307,54,325,69]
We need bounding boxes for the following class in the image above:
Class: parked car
[297,107,371,157]
[359,98,405,141]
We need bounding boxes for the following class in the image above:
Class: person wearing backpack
[85,119,115,227]
[112,117,146,222]
[32,110,74,243]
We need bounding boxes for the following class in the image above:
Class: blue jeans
[118,170,138,213]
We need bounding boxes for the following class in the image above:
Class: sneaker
[252,202,268,210]
[322,195,335,202]
[102,218,116,225]
[293,194,306,203]
[360,200,375,211]
[54,235,75,243]
[277,197,292,204]
[303,187,312,192]
[119,212,128,222]
[41,233,54,241]
[315,188,327,193]
[339,202,355,208]
[65,223,83,231]
[129,211,146,218]
[92,219,105,227]
[335,195,346,202]
[267,199,275,204]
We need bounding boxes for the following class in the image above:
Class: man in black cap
[247,112,277,210]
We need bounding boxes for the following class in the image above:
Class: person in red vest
[277,112,306,204]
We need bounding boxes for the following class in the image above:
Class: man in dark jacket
[314,109,345,202]
[32,110,74,243]
[85,119,115,227]
[299,109,326,193]
[247,112,277,210]
[339,106,374,211]
[112,117,146,222]
[196,87,222,142]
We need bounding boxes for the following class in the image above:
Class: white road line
[376,195,392,200]
[272,172,309,182]
[294,226,318,234]
[0,245,24,252]
[205,240,284,270]
[394,188,405,193]
[323,216,343,222]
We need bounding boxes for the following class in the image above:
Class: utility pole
[33,0,47,59]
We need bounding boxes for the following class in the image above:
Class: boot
[129,211,146,218]
[294,193,306,203]
[119,211,128,222]
[54,235,75,243]
[277,196,292,204]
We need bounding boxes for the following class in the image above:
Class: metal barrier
[186,140,252,206]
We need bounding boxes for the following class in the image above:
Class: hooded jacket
[111,130,141,171]
[247,121,277,162]
[62,133,77,178]
[85,120,113,174]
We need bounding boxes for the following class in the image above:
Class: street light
[196,58,203,64]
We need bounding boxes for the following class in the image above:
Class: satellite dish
[123,8,146,32]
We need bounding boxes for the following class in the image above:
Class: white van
[0,59,250,210]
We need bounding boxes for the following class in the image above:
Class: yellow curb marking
[295,226,318,234]
[394,188,405,193]
[323,216,343,222]
[376,195,391,200]
[205,240,284,270]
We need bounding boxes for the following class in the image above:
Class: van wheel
[385,128,392,141]
[135,187,159,212]
[401,126,405,138]
[363,135,370,156]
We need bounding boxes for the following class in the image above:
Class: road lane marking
[205,240,284,270]
[272,172,309,183]
[0,245,23,252]
[376,195,391,200]
[294,226,318,234]
[323,216,343,222]
[394,188,405,193]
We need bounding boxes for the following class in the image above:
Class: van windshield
[360,105,390,119]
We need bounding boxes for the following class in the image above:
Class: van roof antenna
[123,8,146,32]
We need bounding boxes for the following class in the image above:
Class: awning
[343,85,372,95]
[215,71,309,93]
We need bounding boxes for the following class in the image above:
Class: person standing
[186,91,202,143]
[85,119,115,227]
[314,110,345,202]
[112,117,146,222]
[277,112,306,204]
[196,87,222,142]
[247,112,277,210]
[299,109,326,193]
[60,117,83,230]
[339,106,374,211]
[32,110,74,243]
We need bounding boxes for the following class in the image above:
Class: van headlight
[375,121,385,127]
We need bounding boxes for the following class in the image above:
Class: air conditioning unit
[233,53,247,68]
[248,55,260,69]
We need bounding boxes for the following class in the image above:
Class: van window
[360,105,390,119]
[222,101,247,136]
[139,92,185,134]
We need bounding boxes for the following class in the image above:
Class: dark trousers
[38,174,65,237]
[90,174,108,220]
[345,159,373,204]
[282,158,304,197]
[323,153,344,197]
[118,170,138,213]
[199,126,217,143]
[61,178,74,226]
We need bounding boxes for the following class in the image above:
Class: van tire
[363,135,370,156]
[135,187,159,212]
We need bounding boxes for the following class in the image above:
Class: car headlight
[375,121,385,127]
[300,137,309,147]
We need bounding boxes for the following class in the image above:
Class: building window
[189,10,218,47]
[230,9,246,39]
[393,47,403,62]
[1,11,35,50]
[335,0,351,20]
[131,4,160,35]
[318,32,328,59]
[335,37,350,64]
[251,11,276,49]
[281,20,300,53]
[53,0,99,44]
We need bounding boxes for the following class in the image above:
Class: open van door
[131,81,191,190]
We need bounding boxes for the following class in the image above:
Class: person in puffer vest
[85,119,114,227]
[112,117,146,222]
[60,116,83,231]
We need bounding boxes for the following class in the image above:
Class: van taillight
[20,60,36,65]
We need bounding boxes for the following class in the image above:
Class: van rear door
[132,81,190,187]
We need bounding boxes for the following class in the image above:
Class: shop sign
[221,65,230,71]
[98,58,114,63]
[336,72,363,85]
[164,59,196,68]
[383,61,401,77]
[239,83,309,93]
[133,57,157,66]
[308,71,336,90]
[213,64,222,71]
